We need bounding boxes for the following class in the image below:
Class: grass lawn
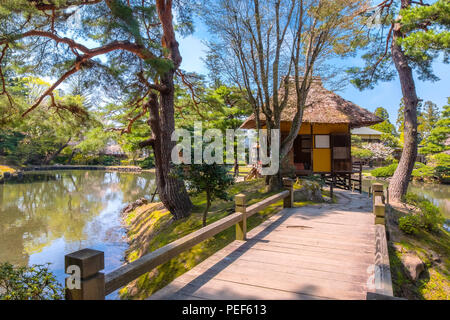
[228,165,253,177]
[119,178,313,299]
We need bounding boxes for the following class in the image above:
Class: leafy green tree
[173,163,234,227]
[420,98,450,155]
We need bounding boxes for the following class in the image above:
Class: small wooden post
[372,183,383,203]
[372,183,385,225]
[282,178,294,208]
[65,248,105,300]
[330,174,334,200]
[386,186,389,205]
[368,186,371,198]
[359,162,362,194]
[235,194,247,241]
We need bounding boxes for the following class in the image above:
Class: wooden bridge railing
[64,178,294,300]
[370,183,394,298]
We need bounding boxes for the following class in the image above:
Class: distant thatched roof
[240,77,382,129]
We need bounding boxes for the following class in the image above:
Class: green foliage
[370,107,398,136]
[351,134,362,147]
[420,98,450,155]
[400,193,445,234]
[380,133,400,148]
[398,0,450,72]
[348,0,449,88]
[173,162,234,225]
[0,263,63,300]
[371,163,398,177]
[351,146,373,160]
[399,214,421,235]
[411,164,435,180]
[71,154,119,166]
[137,155,155,169]
[418,101,440,141]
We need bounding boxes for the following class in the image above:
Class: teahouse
[240,77,382,190]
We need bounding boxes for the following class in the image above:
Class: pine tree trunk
[389,0,419,202]
[142,0,193,220]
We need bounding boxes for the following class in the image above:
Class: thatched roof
[240,77,382,129]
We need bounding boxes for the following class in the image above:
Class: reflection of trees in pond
[363,179,450,219]
[0,171,156,266]
[408,183,450,219]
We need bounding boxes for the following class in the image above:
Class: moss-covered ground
[388,208,450,300]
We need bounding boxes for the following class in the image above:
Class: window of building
[314,135,330,148]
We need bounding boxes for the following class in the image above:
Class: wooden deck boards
[149,190,376,300]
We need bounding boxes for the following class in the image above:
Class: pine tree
[0,0,195,219]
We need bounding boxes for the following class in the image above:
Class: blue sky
[177,20,449,126]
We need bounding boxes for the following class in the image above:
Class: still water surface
[0,170,156,299]
[362,179,450,219]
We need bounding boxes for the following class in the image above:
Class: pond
[362,179,450,229]
[0,170,157,299]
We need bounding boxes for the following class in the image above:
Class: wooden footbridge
[64,180,394,300]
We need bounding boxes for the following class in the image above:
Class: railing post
[65,248,105,300]
[359,162,362,194]
[235,194,247,241]
[282,178,294,208]
[372,183,385,225]
[386,186,389,205]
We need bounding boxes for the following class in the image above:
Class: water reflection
[362,179,450,232]
[0,170,156,299]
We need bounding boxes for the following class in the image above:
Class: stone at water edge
[122,198,149,214]
[401,253,425,281]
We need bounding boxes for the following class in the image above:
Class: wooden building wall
[279,122,350,173]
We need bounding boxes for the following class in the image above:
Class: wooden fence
[368,183,395,299]
[64,178,294,300]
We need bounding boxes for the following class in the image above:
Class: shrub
[371,163,398,177]
[173,163,234,227]
[400,193,445,233]
[399,214,421,235]
[434,165,450,183]
[351,147,373,160]
[137,156,155,169]
[0,263,63,300]
[411,164,435,181]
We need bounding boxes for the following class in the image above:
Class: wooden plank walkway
[149,190,376,300]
